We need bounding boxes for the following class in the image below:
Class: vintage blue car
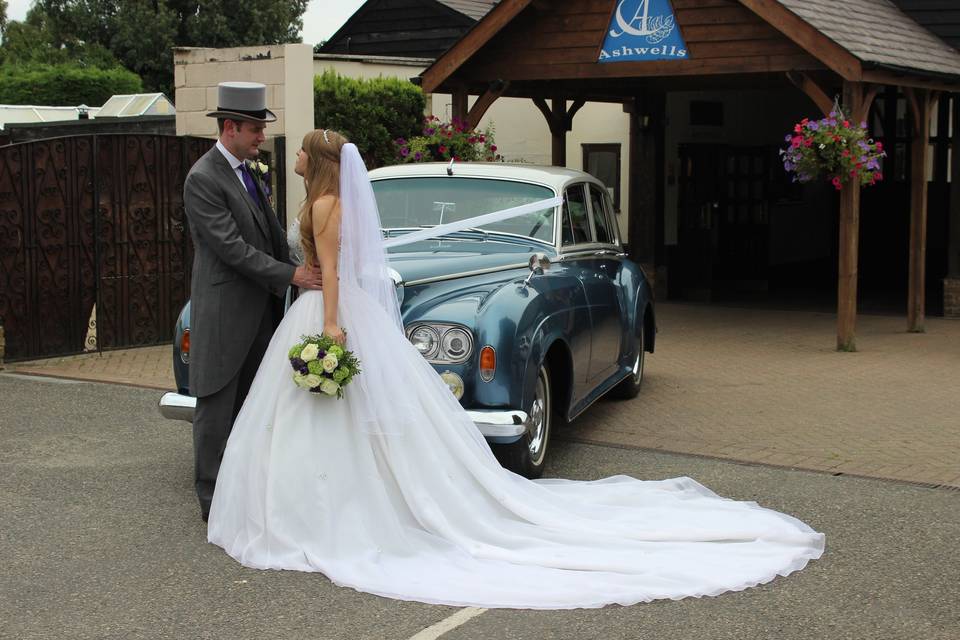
[159,162,656,477]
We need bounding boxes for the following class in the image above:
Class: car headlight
[406,323,474,363]
[440,327,472,362]
[409,325,440,358]
[440,371,464,399]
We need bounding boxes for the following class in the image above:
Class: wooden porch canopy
[419,0,960,351]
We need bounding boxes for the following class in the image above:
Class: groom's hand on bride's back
[292,265,323,290]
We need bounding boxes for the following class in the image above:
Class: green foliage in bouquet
[288,333,361,399]
[394,115,502,164]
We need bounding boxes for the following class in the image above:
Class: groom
[183,81,322,522]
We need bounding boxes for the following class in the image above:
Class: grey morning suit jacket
[183,147,295,398]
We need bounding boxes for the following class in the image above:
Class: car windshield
[372,177,556,244]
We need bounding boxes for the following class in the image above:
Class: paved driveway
[8,303,960,487]
[573,303,960,488]
[1,375,958,640]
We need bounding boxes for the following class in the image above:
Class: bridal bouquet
[287,334,360,398]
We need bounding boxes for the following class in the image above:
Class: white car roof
[368,162,604,192]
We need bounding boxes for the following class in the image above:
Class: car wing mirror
[524,252,550,287]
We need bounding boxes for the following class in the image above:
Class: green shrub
[313,70,425,168]
[0,64,143,107]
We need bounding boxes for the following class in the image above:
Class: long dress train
[207,281,824,609]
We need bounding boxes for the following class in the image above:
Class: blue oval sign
[598,0,689,63]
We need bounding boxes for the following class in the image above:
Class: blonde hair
[299,129,348,264]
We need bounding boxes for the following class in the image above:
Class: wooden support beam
[420,0,534,93]
[951,95,960,280]
[738,0,863,80]
[466,81,510,129]
[833,82,879,351]
[626,92,665,265]
[861,70,960,94]
[532,97,551,124]
[532,96,585,167]
[567,98,586,122]
[836,81,864,352]
[786,71,833,116]
[550,97,567,167]
[905,87,937,333]
[856,85,881,123]
[451,89,468,123]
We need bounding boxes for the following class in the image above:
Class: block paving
[7,303,959,488]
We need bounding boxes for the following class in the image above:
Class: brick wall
[173,44,314,227]
[944,278,960,318]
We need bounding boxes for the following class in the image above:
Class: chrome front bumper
[158,392,196,422]
[158,393,529,439]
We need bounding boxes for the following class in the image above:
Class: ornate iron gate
[0,134,274,361]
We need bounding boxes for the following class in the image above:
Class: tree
[0,6,122,69]
[176,0,309,48]
[0,0,8,37]
[1,0,310,97]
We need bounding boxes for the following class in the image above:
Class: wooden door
[677,144,726,300]
[715,147,770,291]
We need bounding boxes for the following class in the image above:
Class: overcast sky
[3,0,365,45]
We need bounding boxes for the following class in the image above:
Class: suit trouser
[193,303,276,514]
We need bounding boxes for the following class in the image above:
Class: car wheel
[610,325,645,400]
[492,364,552,479]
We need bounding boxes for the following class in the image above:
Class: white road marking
[406,607,488,640]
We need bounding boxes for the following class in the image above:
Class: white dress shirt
[216,140,248,188]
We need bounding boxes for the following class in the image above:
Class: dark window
[582,144,621,211]
[588,184,615,244]
[690,100,724,127]
[562,184,591,246]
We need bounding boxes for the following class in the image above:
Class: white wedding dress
[207,145,824,609]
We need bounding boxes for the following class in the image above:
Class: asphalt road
[1,374,957,640]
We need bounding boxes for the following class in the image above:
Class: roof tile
[777,0,960,76]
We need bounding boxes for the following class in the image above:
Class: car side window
[562,184,591,246]
[588,184,615,245]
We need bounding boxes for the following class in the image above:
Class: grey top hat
[207,81,277,123]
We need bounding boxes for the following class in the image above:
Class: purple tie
[239,163,261,206]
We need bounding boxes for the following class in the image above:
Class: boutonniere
[245,159,273,201]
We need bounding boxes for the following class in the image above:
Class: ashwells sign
[598,0,689,62]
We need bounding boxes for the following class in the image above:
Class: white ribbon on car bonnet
[381,196,563,249]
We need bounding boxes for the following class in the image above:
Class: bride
[207,129,824,609]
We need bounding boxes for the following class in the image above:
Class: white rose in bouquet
[300,343,320,362]
[321,353,339,373]
[320,379,340,396]
[303,374,322,389]
[293,373,311,389]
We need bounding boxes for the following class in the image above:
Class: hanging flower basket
[779,109,886,190]
[394,116,501,163]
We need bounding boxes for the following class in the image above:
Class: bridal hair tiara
[322,129,330,144]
